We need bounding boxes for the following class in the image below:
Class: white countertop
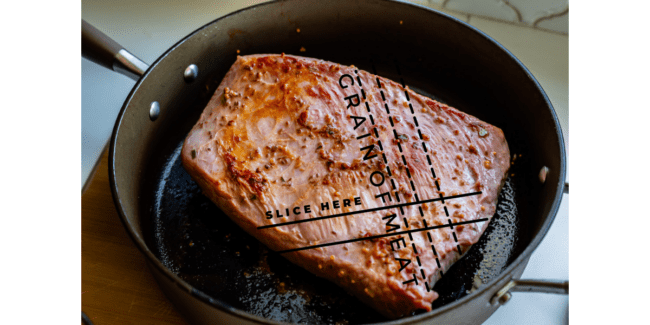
[82,1,568,323]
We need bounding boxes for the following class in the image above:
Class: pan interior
[147,86,526,324]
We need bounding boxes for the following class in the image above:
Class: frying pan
[82,0,568,323]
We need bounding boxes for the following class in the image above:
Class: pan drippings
[150,141,521,324]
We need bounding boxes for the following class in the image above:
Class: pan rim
[108,0,567,324]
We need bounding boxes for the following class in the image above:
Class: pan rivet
[184,64,199,82]
[149,101,160,121]
[498,292,512,305]
[539,166,549,184]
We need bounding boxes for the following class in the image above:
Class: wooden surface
[82,150,188,325]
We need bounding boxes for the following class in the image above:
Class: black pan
[82,0,568,324]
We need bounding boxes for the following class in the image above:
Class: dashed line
[394,61,463,290]
[372,63,429,290]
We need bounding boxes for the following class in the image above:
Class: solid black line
[273,224,499,254]
[439,193,446,204]
[258,192,483,230]
[272,220,489,253]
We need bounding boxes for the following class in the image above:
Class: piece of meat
[181,54,510,319]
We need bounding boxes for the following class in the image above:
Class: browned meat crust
[182,54,510,319]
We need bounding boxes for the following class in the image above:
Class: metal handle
[491,279,569,305]
[82,20,149,81]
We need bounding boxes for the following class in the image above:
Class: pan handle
[82,20,149,81]
[491,279,568,305]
